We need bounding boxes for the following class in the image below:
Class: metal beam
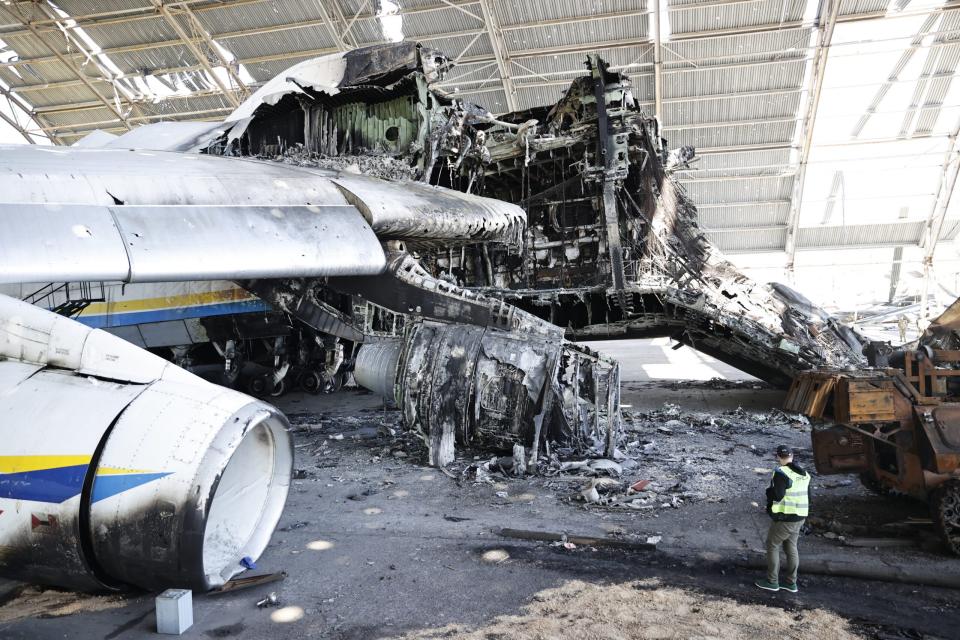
[11,17,133,131]
[34,1,155,131]
[43,106,235,136]
[783,0,841,272]
[177,2,250,99]
[33,85,247,115]
[327,0,361,49]
[151,1,241,108]
[314,0,349,52]
[0,102,36,143]
[477,0,518,111]
[651,0,664,121]
[0,81,49,143]
[851,14,940,138]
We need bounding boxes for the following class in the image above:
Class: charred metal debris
[201,42,866,464]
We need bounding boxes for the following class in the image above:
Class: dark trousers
[765,519,804,585]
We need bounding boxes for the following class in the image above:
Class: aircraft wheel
[931,479,960,555]
[247,375,268,396]
[323,371,344,394]
[269,378,286,398]
[299,371,322,395]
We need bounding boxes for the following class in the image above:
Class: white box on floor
[156,588,193,635]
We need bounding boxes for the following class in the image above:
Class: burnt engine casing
[355,319,619,464]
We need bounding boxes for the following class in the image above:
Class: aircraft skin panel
[0,146,347,208]
[76,288,271,328]
[0,203,386,284]
[0,297,294,591]
[0,367,149,590]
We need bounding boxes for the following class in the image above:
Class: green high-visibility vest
[770,466,810,517]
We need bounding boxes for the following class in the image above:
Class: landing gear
[931,480,960,555]
[269,377,286,398]
[297,369,344,394]
[299,371,322,395]
[247,374,268,396]
[247,373,286,398]
[324,371,345,394]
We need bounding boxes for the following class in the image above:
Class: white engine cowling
[0,295,292,591]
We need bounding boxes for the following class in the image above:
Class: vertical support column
[591,56,626,293]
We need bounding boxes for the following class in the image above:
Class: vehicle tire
[931,479,960,556]
[299,371,322,395]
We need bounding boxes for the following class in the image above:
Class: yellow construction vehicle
[787,301,960,554]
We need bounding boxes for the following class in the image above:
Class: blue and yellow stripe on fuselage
[0,455,169,504]
[74,282,271,328]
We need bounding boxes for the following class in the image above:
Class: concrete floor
[1,339,958,639]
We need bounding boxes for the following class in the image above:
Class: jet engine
[0,295,292,591]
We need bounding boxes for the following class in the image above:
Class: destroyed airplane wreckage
[0,42,874,591]
[198,42,865,387]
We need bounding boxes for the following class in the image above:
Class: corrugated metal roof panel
[38,1,140,15]
[678,148,793,173]
[417,33,494,58]
[190,0,325,34]
[670,0,807,35]
[682,174,795,202]
[709,227,786,252]
[666,120,798,149]
[219,28,337,62]
[508,48,652,85]
[79,15,175,51]
[695,201,792,228]
[664,90,802,125]
[503,16,647,53]
[837,0,891,16]
[911,42,960,135]
[403,5,483,35]
[515,84,575,110]
[493,0,646,27]
[458,86,508,113]
[16,82,104,109]
[663,27,810,67]
[798,221,926,248]
[662,58,807,97]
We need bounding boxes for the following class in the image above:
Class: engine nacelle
[0,295,292,591]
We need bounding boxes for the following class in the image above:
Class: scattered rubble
[274,149,419,182]
[292,396,813,520]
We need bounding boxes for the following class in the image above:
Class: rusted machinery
[787,348,960,554]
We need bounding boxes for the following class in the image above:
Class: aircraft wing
[0,202,385,284]
[0,145,392,284]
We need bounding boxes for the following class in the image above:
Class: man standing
[755,444,810,593]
